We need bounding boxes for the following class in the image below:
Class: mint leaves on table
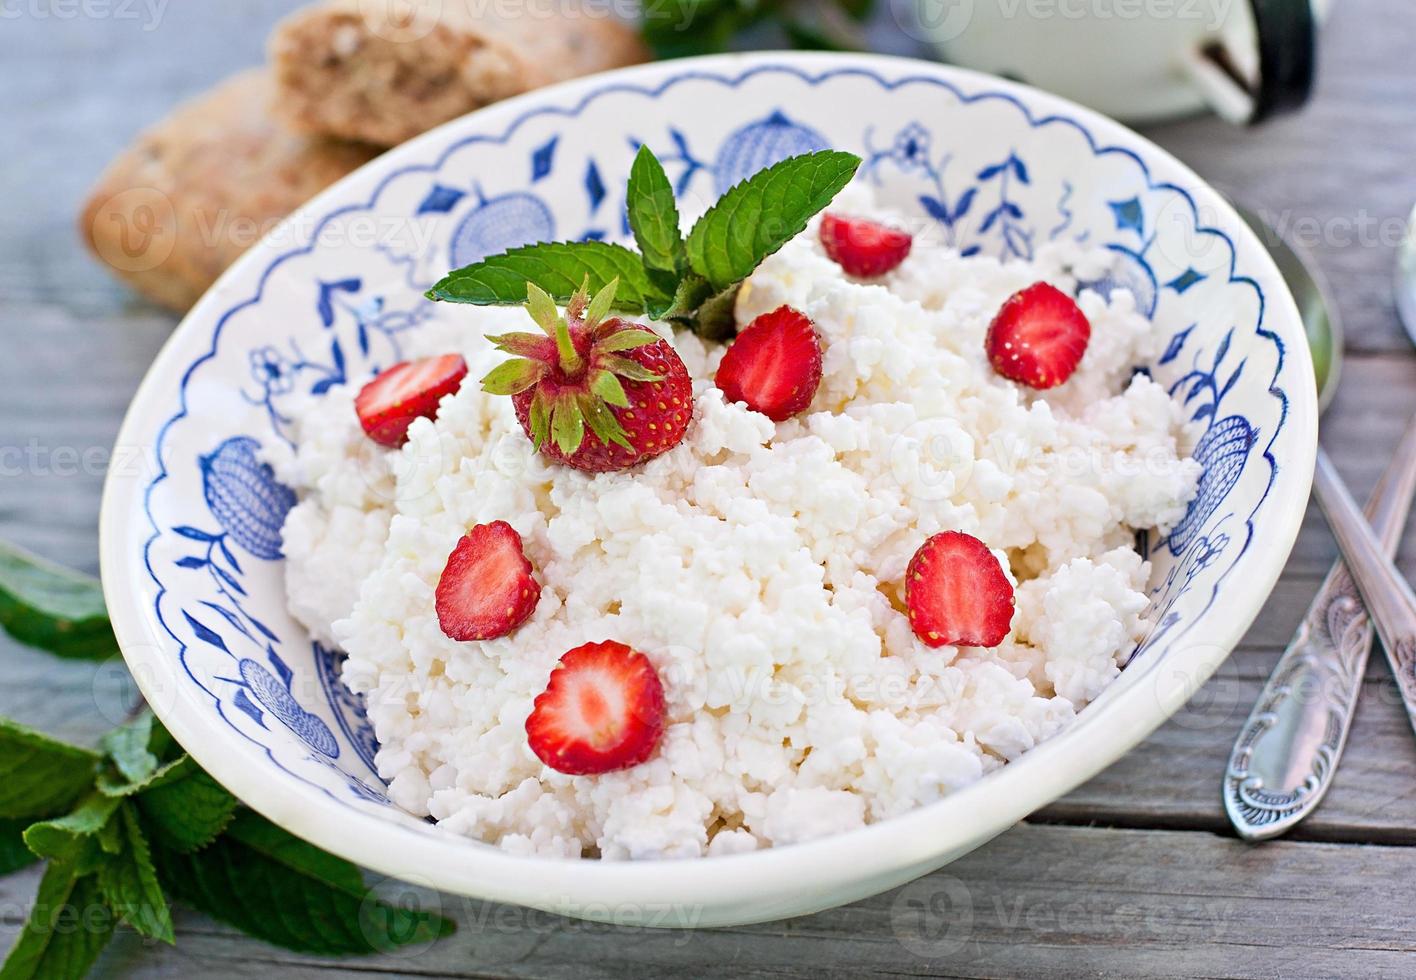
[153,812,451,955]
[95,805,174,944]
[0,541,115,661]
[640,0,875,59]
[0,543,458,977]
[133,766,237,852]
[427,145,862,341]
[2,865,116,980]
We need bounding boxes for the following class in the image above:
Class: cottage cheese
[274,191,1202,859]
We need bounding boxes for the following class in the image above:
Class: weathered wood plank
[4,824,1413,979]
[0,0,309,315]
[0,303,171,570]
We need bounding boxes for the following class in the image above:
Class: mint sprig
[0,544,459,976]
[427,145,861,342]
[427,241,663,312]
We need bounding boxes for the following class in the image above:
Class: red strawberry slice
[905,531,1015,649]
[435,521,541,642]
[984,282,1091,389]
[819,212,913,277]
[715,306,823,422]
[525,640,666,776]
[355,353,468,447]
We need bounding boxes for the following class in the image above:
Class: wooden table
[3,1,1414,975]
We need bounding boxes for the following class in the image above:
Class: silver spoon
[1223,206,1416,841]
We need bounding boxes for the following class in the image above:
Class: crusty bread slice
[269,0,650,148]
[81,70,379,313]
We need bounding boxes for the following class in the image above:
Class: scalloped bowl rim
[100,51,1316,925]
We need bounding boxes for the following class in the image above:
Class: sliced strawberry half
[905,531,1015,649]
[525,640,666,776]
[715,305,823,422]
[435,521,541,642]
[355,353,468,447]
[984,282,1091,390]
[819,212,913,277]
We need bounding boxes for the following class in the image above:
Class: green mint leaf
[692,284,745,343]
[659,272,715,324]
[0,718,99,820]
[643,277,680,320]
[626,145,684,275]
[23,794,119,866]
[224,810,365,892]
[100,712,158,786]
[153,812,453,955]
[0,819,39,876]
[685,150,861,292]
[426,242,666,314]
[134,765,237,854]
[95,817,122,856]
[0,541,116,661]
[0,866,115,980]
[96,804,174,944]
[96,753,190,799]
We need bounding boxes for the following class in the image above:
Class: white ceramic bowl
[100,52,1316,927]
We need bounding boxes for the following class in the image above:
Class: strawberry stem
[552,316,584,377]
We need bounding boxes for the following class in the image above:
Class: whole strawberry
[481,280,693,473]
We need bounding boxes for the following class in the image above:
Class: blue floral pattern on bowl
[126,60,1301,825]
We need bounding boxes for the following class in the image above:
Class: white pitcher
[912,0,1323,123]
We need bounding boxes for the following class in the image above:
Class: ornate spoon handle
[1225,416,1416,840]
[1314,443,1416,721]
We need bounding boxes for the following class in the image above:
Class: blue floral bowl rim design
[99,52,1317,921]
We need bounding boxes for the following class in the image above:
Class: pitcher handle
[1182,0,1317,124]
